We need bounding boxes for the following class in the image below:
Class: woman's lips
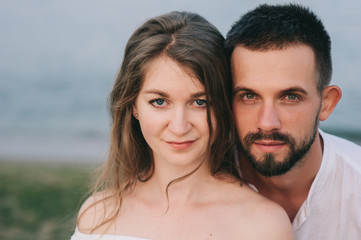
[166,140,196,150]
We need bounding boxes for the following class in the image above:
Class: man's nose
[256,102,281,132]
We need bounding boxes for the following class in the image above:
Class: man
[225,4,361,239]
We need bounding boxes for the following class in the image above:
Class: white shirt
[292,130,361,239]
[239,130,361,239]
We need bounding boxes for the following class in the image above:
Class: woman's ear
[318,85,342,121]
[132,104,138,119]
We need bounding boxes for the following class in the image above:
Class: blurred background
[0,0,360,239]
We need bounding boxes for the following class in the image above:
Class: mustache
[243,131,294,145]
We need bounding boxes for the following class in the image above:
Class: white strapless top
[70,227,152,240]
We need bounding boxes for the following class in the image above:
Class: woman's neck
[134,159,213,208]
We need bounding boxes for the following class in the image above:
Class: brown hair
[81,10,236,231]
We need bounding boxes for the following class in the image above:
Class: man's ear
[318,85,342,121]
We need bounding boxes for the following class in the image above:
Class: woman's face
[133,56,216,171]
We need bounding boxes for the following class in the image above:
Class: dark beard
[238,121,318,177]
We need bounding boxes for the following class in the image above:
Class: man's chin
[246,153,294,177]
[249,150,287,164]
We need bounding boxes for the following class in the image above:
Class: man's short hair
[225,4,332,93]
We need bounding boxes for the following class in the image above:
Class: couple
[71,4,361,240]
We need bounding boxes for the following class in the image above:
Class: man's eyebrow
[280,87,308,95]
[232,87,254,96]
[232,86,308,96]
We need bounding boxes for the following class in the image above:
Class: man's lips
[253,140,286,152]
[166,140,196,150]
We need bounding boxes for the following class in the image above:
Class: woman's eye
[150,99,166,107]
[196,99,206,106]
[195,99,207,107]
[155,99,165,105]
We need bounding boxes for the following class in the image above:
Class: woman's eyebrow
[143,89,206,98]
[192,91,206,98]
[143,89,169,97]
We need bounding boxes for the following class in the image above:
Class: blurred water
[0,0,360,162]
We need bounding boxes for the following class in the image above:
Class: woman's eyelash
[194,99,207,106]
[148,98,208,108]
[149,98,166,107]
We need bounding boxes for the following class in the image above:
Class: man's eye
[286,94,298,100]
[243,93,255,100]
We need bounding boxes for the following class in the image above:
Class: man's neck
[239,133,324,221]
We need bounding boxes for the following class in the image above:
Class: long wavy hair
[81,10,236,231]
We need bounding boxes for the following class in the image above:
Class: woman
[71,11,293,239]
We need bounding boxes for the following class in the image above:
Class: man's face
[231,45,322,177]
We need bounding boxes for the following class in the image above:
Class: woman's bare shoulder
[214,179,294,239]
[77,190,117,234]
[232,189,294,239]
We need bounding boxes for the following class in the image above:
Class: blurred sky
[1,0,360,86]
[0,0,360,162]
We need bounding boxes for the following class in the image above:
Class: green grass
[0,161,97,240]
